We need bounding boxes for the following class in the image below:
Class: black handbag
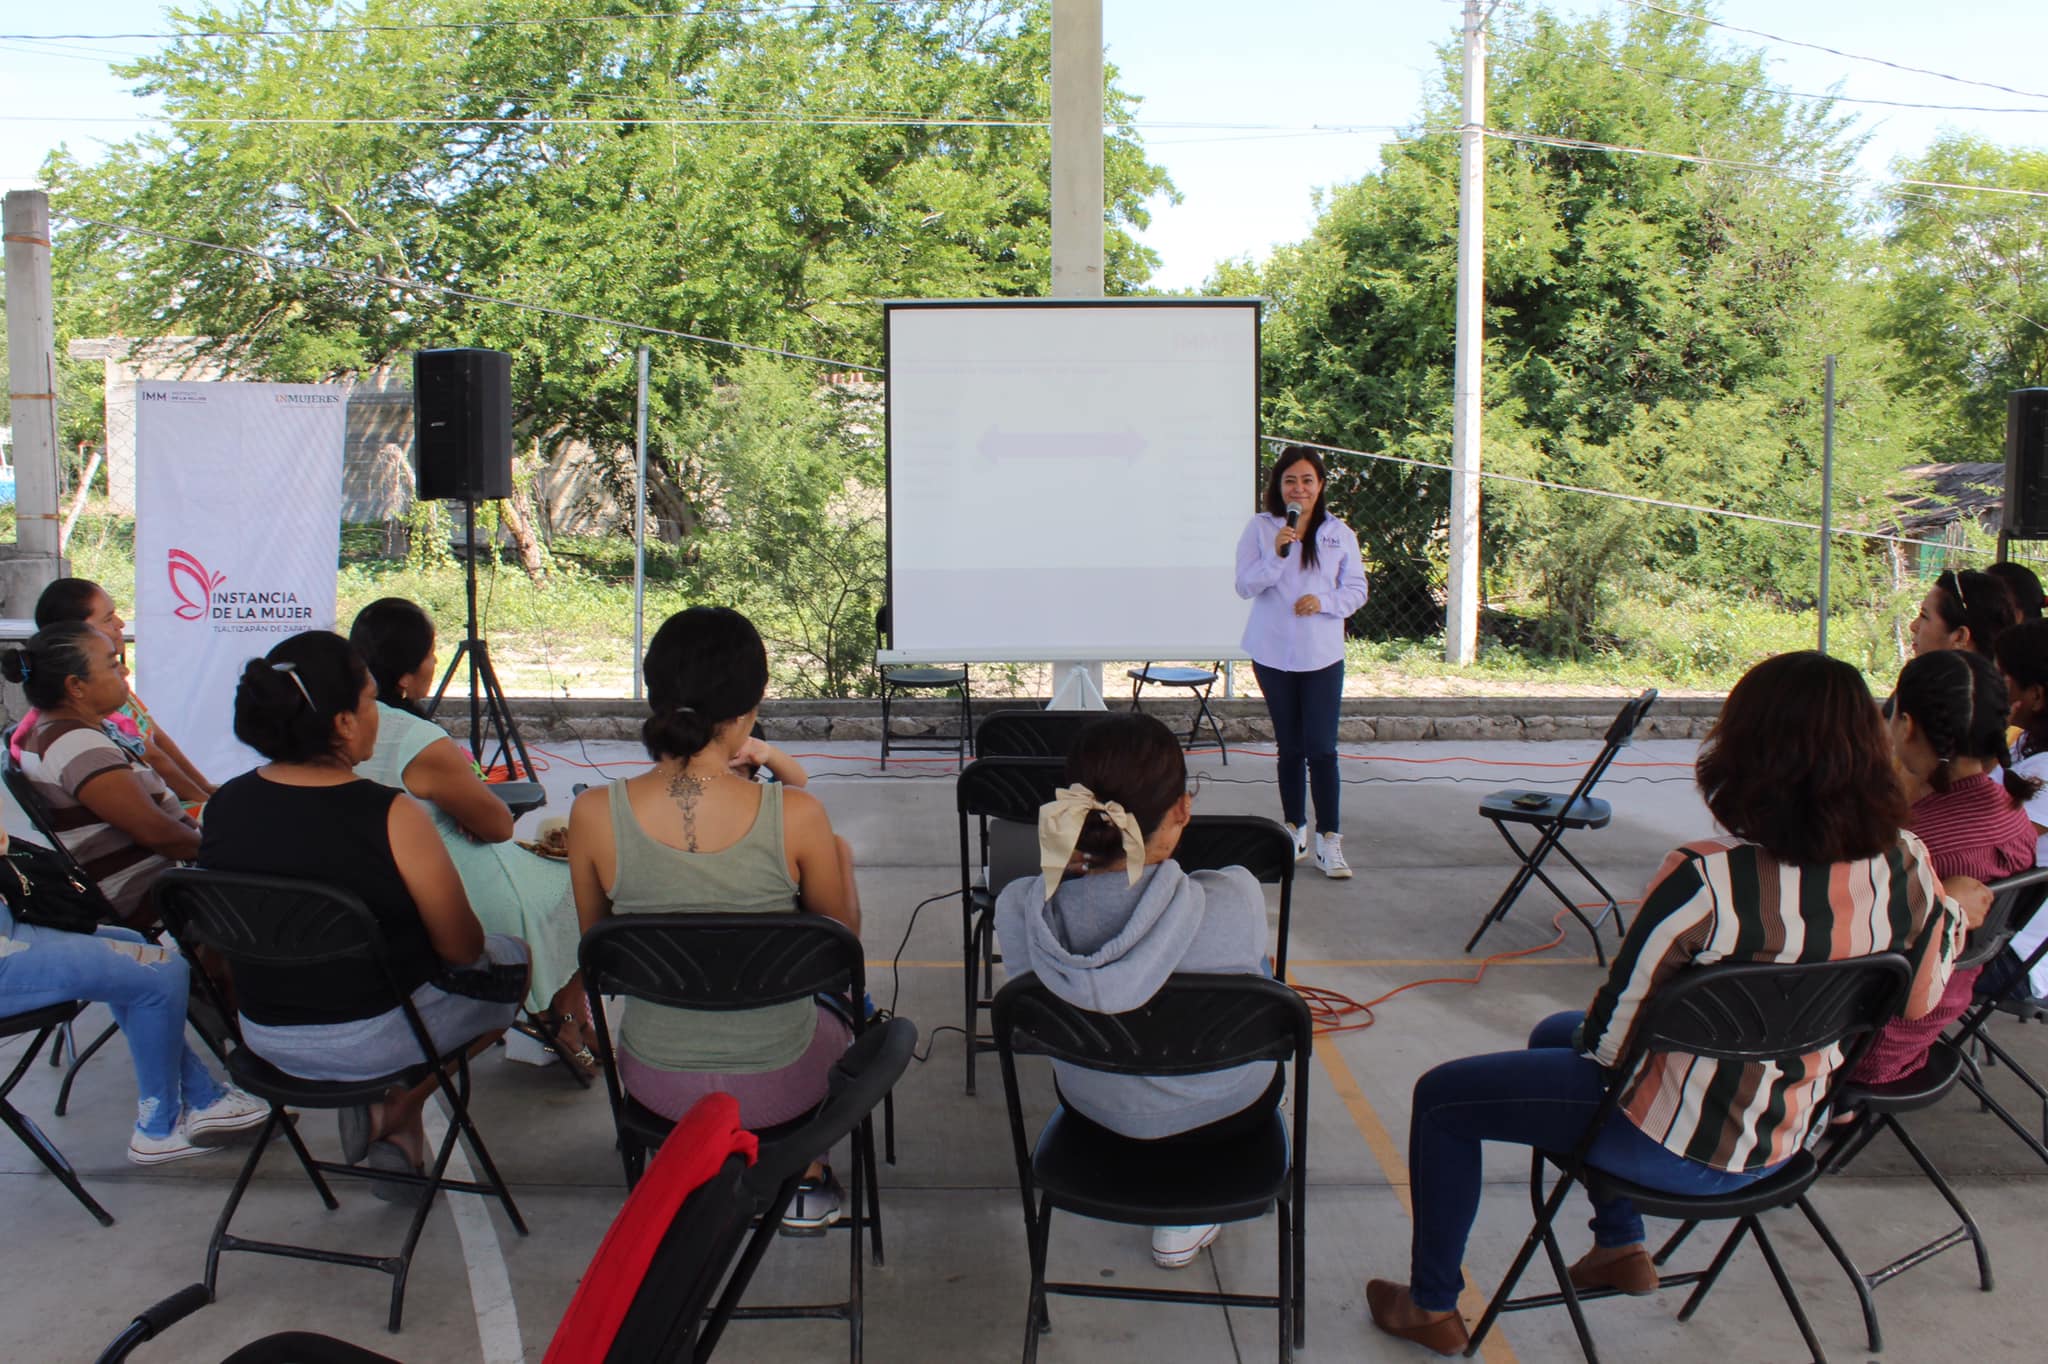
[0,840,107,935]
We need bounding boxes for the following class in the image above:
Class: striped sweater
[1580,832,1963,1172]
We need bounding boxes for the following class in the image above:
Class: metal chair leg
[1797,1195,1881,1353]
[53,1021,119,1117]
[1749,1219,1828,1364]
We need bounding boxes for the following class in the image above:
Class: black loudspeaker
[2005,388,2048,538]
[413,348,513,501]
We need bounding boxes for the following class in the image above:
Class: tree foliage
[1876,136,2048,461]
[1221,2,1917,646]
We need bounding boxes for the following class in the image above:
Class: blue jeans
[0,914,223,1138]
[1405,1011,1774,1313]
[1252,659,1343,833]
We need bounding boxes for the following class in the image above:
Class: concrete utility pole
[1047,0,1108,708]
[2,189,68,616]
[1445,0,1491,666]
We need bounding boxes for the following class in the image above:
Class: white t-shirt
[2007,751,2048,997]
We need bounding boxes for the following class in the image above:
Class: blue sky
[2,1,2044,290]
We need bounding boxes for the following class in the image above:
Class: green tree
[1876,136,2048,460]
[1221,2,1910,646]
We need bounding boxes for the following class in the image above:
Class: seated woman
[1367,652,1972,1356]
[5,624,201,928]
[1989,619,2048,1002]
[198,631,529,1193]
[993,712,1277,1271]
[1910,568,2018,659]
[1,813,263,1165]
[349,597,594,1068]
[569,606,859,1229]
[1850,649,2037,1084]
[8,577,215,811]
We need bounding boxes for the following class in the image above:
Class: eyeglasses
[272,661,316,711]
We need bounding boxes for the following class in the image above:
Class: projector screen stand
[1048,661,1107,711]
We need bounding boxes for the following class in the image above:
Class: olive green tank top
[608,777,814,1073]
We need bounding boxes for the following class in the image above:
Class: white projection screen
[883,299,1260,662]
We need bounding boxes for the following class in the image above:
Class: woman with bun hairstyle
[1909,568,2017,658]
[198,631,529,1191]
[568,605,858,1228]
[993,712,1277,1271]
[1233,445,1369,879]
[5,576,214,811]
[1848,649,2038,1085]
[5,623,200,926]
[349,597,593,1069]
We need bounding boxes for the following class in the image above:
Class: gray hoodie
[994,859,1278,1139]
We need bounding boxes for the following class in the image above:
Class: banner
[134,382,347,781]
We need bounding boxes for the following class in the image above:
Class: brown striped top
[17,715,195,922]
[1579,832,1963,1172]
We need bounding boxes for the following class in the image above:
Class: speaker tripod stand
[426,496,538,787]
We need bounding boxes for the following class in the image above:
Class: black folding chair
[875,606,972,768]
[153,869,529,1333]
[1,738,194,1116]
[1949,868,2048,1167]
[1128,664,1228,763]
[1174,814,1298,980]
[1,998,113,1226]
[91,1020,917,1364]
[995,974,1312,1363]
[974,708,1107,760]
[956,755,1068,1095]
[1464,953,1911,1364]
[1806,864,2048,1351]
[578,912,895,1364]
[1464,689,1658,966]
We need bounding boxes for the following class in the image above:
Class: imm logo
[167,549,226,621]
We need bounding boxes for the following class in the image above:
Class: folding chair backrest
[1624,954,1911,1074]
[1175,815,1294,884]
[1569,687,1658,801]
[155,868,387,972]
[974,709,1107,759]
[1957,865,2048,971]
[601,1154,760,1364]
[957,755,1068,896]
[579,912,864,1013]
[994,973,1310,1078]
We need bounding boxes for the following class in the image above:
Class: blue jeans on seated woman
[0,914,222,1139]
[1405,1010,1780,1314]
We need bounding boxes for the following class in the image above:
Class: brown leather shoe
[1567,1247,1660,1296]
[1366,1278,1471,1356]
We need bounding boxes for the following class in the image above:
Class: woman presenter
[1233,445,1369,878]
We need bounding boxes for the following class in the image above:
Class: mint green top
[606,776,813,1073]
[354,702,577,1014]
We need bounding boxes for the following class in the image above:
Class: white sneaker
[128,1120,218,1166]
[780,1165,845,1234]
[1285,822,1310,862]
[186,1086,269,1139]
[1315,832,1352,879]
[1151,1223,1221,1268]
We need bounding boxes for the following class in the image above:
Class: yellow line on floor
[1313,1026,1519,1364]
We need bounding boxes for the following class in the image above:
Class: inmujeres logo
[167,549,225,621]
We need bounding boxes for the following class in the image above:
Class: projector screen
[883,299,1260,662]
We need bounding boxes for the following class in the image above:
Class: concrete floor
[4,732,2047,1362]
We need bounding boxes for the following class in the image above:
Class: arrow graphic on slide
[975,428,1149,461]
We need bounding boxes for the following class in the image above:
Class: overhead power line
[1483,128,2048,202]
[1610,0,2048,105]
[53,214,883,374]
[1492,31,2048,116]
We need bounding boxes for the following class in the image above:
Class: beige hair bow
[1038,783,1147,899]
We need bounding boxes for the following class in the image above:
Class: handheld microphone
[1281,502,1303,558]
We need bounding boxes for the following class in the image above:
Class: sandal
[530,1011,601,1078]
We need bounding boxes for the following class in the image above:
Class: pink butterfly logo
[167,549,225,622]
